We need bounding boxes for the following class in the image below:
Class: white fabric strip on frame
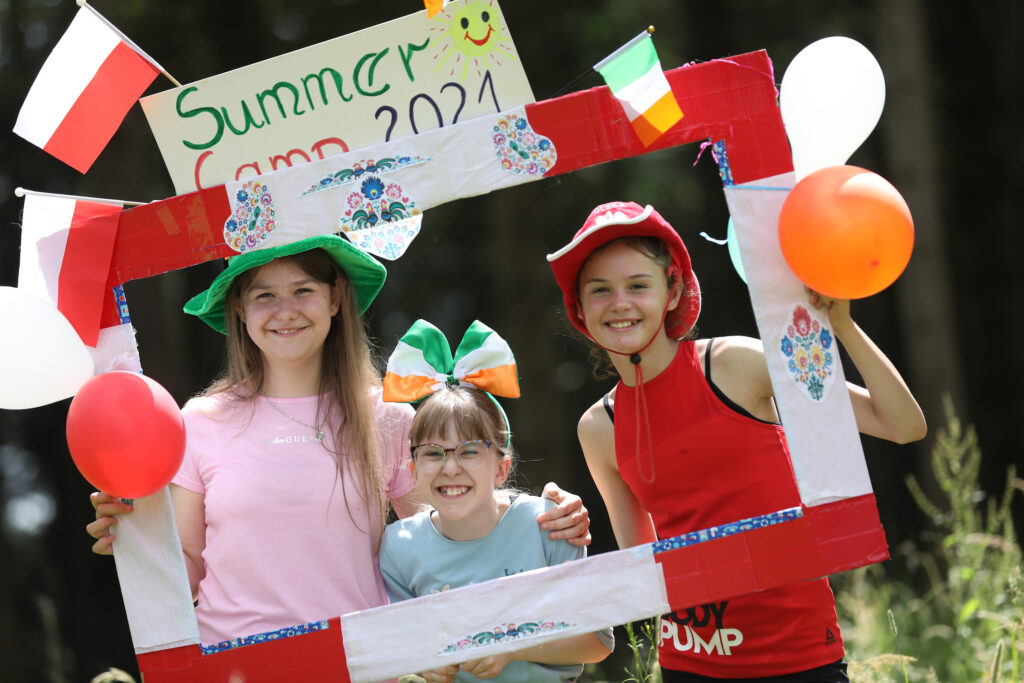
[341,544,668,682]
[724,172,872,505]
[116,488,201,653]
[223,107,540,251]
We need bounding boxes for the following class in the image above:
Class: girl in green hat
[85,236,591,649]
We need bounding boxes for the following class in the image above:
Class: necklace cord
[260,394,327,442]
[599,288,677,485]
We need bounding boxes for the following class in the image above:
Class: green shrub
[837,398,1023,681]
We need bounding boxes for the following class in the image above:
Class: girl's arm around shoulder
[807,292,927,444]
[532,496,585,566]
[578,397,657,549]
[536,481,591,547]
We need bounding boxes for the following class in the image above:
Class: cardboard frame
[99,51,888,681]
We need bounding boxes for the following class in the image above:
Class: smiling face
[451,2,497,56]
[236,259,341,381]
[413,423,510,541]
[577,239,682,358]
[428,0,516,82]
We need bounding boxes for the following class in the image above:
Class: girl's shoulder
[699,335,769,374]
[181,390,249,422]
[387,504,434,530]
[578,395,615,446]
[506,493,554,519]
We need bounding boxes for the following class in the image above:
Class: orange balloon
[778,165,914,299]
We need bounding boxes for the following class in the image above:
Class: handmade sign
[60,49,892,681]
[107,52,788,278]
[141,0,534,194]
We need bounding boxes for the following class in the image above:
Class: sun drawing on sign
[428,0,518,82]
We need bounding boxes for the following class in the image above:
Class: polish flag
[13,6,162,173]
[18,192,123,347]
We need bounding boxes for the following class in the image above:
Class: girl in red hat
[548,201,927,681]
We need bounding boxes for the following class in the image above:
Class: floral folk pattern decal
[300,156,429,261]
[491,113,556,176]
[780,304,836,402]
[300,156,430,196]
[440,620,576,656]
[223,179,276,253]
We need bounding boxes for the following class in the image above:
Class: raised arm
[578,397,657,549]
[807,290,927,444]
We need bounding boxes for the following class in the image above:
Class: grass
[835,398,1023,681]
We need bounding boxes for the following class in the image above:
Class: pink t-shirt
[172,387,414,644]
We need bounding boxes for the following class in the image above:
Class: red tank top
[613,340,844,677]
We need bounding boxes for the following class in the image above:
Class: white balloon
[0,287,95,409]
[780,36,885,180]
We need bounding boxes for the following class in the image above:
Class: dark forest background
[0,0,1021,680]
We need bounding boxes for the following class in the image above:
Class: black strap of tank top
[704,338,779,425]
[602,392,614,424]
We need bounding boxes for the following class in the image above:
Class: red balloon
[66,371,185,498]
[778,165,914,299]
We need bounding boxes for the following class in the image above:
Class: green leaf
[959,597,979,622]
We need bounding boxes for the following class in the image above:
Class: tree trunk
[874,0,966,444]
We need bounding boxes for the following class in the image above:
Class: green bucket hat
[183,235,387,334]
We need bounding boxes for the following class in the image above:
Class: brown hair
[409,385,515,484]
[576,235,695,379]
[207,248,388,543]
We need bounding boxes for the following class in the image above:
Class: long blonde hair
[207,248,388,540]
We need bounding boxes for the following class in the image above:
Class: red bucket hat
[547,201,701,341]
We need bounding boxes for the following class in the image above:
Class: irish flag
[17,192,123,347]
[595,32,683,147]
[13,6,162,173]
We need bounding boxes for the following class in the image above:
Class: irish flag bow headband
[383,319,520,404]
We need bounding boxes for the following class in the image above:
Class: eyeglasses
[410,439,493,471]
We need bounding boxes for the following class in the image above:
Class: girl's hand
[459,653,513,678]
[805,287,852,335]
[418,664,459,683]
[538,482,591,547]
[86,491,135,555]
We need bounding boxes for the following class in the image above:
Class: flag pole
[75,0,181,87]
[548,25,655,99]
[15,187,145,207]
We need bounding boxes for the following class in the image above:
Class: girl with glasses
[85,236,590,651]
[379,320,613,683]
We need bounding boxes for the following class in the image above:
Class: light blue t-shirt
[379,494,612,682]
